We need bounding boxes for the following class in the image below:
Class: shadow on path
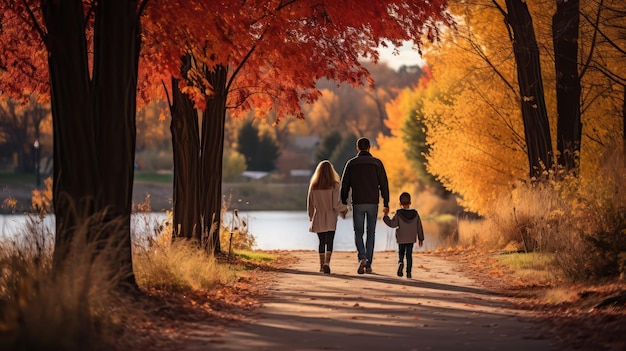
[185,251,558,351]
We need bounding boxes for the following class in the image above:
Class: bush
[223,149,247,181]
[462,146,626,281]
[558,148,626,280]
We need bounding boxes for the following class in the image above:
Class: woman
[307,160,348,274]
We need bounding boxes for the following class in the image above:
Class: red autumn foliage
[2,0,454,119]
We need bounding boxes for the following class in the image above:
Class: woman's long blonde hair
[309,160,341,190]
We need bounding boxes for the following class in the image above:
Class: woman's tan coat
[307,183,347,233]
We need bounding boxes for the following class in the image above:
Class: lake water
[0,211,446,252]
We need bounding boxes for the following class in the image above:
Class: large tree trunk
[93,0,140,288]
[200,65,228,254]
[44,0,98,269]
[553,0,582,174]
[170,64,226,253]
[44,0,140,289]
[170,56,201,241]
[505,0,554,179]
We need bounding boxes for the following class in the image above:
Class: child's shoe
[406,270,412,279]
[397,262,404,277]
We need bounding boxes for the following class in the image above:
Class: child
[383,192,424,278]
[308,160,348,274]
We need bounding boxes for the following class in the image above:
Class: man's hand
[418,240,423,248]
[383,207,390,216]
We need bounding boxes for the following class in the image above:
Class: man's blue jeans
[352,203,378,268]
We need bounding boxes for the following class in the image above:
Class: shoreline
[0,181,309,214]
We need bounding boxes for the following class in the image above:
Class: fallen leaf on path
[413,316,420,320]
[349,316,363,320]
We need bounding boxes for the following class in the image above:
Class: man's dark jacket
[340,150,389,207]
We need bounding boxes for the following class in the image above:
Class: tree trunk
[170,62,226,254]
[200,65,228,254]
[92,0,140,288]
[553,0,582,174]
[44,0,140,289]
[505,0,554,179]
[44,0,98,269]
[170,56,201,241]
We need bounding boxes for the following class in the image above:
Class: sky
[376,43,426,70]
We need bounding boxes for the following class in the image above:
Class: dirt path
[185,251,558,350]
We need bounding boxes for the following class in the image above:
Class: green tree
[315,131,342,163]
[330,133,358,174]
[402,97,448,196]
[237,121,279,172]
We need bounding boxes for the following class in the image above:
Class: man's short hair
[357,137,370,151]
[399,192,411,205]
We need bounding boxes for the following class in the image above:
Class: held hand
[383,207,389,216]
[418,240,423,248]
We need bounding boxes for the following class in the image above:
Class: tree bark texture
[553,0,582,174]
[170,62,226,254]
[505,0,554,179]
[200,65,228,254]
[170,55,201,241]
[44,0,98,269]
[44,0,140,289]
[623,87,625,165]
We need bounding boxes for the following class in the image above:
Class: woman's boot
[323,251,332,274]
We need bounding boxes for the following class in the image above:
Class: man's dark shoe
[357,258,367,274]
[397,262,404,277]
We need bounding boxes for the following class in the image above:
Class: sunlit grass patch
[497,252,554,270]
[233,250,277,262]
[496,252,558,285]
[134,237,237,293]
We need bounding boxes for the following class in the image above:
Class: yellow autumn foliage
[401,0,625,215]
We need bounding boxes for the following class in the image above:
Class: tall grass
[131,197,238,293]
[457,145,626,281]
[133,218,237,292]
[0,215,130,351]
[1,194,259,349]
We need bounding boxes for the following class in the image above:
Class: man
[340,137,390,274]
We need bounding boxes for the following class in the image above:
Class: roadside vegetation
[0,196,272,350]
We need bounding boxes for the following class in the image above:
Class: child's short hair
[399,192,411,205]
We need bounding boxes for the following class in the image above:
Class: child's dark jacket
[383,209,425,244]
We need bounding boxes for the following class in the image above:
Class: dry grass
[133,232,237,293]
[456,146,626,282]
[0,215,131,351]
[220,208,256,253]
[0,194,265,350]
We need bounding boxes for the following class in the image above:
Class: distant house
[275,135,320,181]
[241,171,269,180]
[289,135,320,150]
